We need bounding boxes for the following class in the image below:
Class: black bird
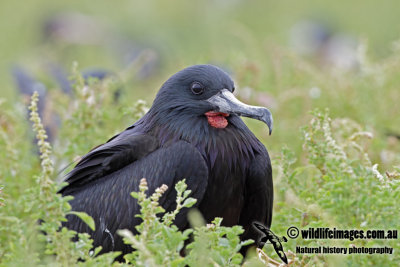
[59,64,274,257]
[47,64,123,102]
[12,66,60,144]
[12,65,122,144]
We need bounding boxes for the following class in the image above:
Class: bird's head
[150,64,273,135]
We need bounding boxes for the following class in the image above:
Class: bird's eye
[191,82,204,95]
[232,87,235,93]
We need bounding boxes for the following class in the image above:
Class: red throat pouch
[205,111,229,129]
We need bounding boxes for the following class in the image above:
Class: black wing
[59,133,158,195]
[61,136,209,256]
[239,148,273,244]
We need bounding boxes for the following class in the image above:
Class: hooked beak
[206,89,273,135]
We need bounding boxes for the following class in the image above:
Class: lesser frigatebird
[59,64,274,257]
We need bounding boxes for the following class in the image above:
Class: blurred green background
[2,0,400,96]
[2,0,400,163]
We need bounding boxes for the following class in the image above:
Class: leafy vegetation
[1,63,398,265]
[0,71,258,266]
[271,109,400,266]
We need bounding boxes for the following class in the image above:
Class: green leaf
[68,211,96,231]
[175,179,187,193]
[183,189,192,199]
[182,197,197,208]
[171,257,185,267]
[131,191,139,199]
[240,239,254,246]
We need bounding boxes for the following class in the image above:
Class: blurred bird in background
[11,12,162,145]
[12,64,120,145]
[290,19,360,72]
[42,12,160,80]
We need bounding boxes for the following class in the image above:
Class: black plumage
[60,64,274,257]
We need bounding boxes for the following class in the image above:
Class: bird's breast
[198,157,248,226]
